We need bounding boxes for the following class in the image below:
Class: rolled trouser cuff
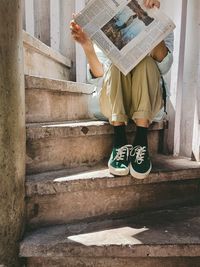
[109,113,128,125]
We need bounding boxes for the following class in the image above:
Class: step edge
[19,243,200,258]
[26,120,167,139]
[25,165,200,196]
[20,204,200,258]
[25,75,95,94]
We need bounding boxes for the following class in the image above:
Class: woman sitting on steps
[70,0,174,179]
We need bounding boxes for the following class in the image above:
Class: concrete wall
[0,0,26,266]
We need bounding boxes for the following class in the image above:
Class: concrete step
[20,205,200,267]
[23,31,71,81]
[26,120,167,174]
[25,75,95,123]
[26,155,200,229]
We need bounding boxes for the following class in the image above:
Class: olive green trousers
[99,56,163,124]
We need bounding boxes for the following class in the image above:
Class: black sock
[133,126,148,147]
[113,125,127,148]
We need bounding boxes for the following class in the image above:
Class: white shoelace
[113,145,133,161]
[130,145,147,165]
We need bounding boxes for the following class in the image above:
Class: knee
[137,56,157,69]
[133,56,160,79]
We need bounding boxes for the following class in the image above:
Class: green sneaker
[130,145,152,179]
[108,145,132,176]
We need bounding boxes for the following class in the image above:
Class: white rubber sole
[130,162,152,179]
[108,164,130,176]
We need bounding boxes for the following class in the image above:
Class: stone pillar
[180,0,200,159]
[0,1,25,266]
[160,0,188,155]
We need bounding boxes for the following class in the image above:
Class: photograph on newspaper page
[75,0,175,75]
[102,1,154,50]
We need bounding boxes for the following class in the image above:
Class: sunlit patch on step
[68,226,148,246]
[54,168,111,182]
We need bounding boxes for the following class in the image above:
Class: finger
[144,0,159,8]
[150,0,160,8]
[70,29,78,36]
[70,25,77,33]
[71,32,79,40]
[70,21,81,33]
[154,1,160,8]
[144,0,151,8]
[70,25,81,36]
[70,21,78,27]
[71,32,82,39]
[149,0,155,8]
[70,21,76,28]
[71,21,81,30]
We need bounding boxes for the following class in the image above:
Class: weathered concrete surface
[25,156,200,229]
[26,257,200,267]
[0,0,25,266]
[26,179,200,229]
[33,0,50,46]
[25,75,94,122]
[20,205,200,264]
[25,75,94,94]
[23,31,71,80]
[26,155,200,196]
[26,121,167,174]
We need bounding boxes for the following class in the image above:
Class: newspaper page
[75,0,175,75]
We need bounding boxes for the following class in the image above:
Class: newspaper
[75,0,175,75]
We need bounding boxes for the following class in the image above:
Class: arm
[70,20,104,78]
[150,41,169,62]
[155,32,174,75]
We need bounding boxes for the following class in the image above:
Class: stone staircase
[21,205,200,267]
[20,47,200,266]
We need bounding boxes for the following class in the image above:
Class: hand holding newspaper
[75,0,175,75]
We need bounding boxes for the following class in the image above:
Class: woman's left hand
[144,0,160,9]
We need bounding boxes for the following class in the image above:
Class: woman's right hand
[70,18,93,49]
[70,15,104,78]
[143,0,160,8]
